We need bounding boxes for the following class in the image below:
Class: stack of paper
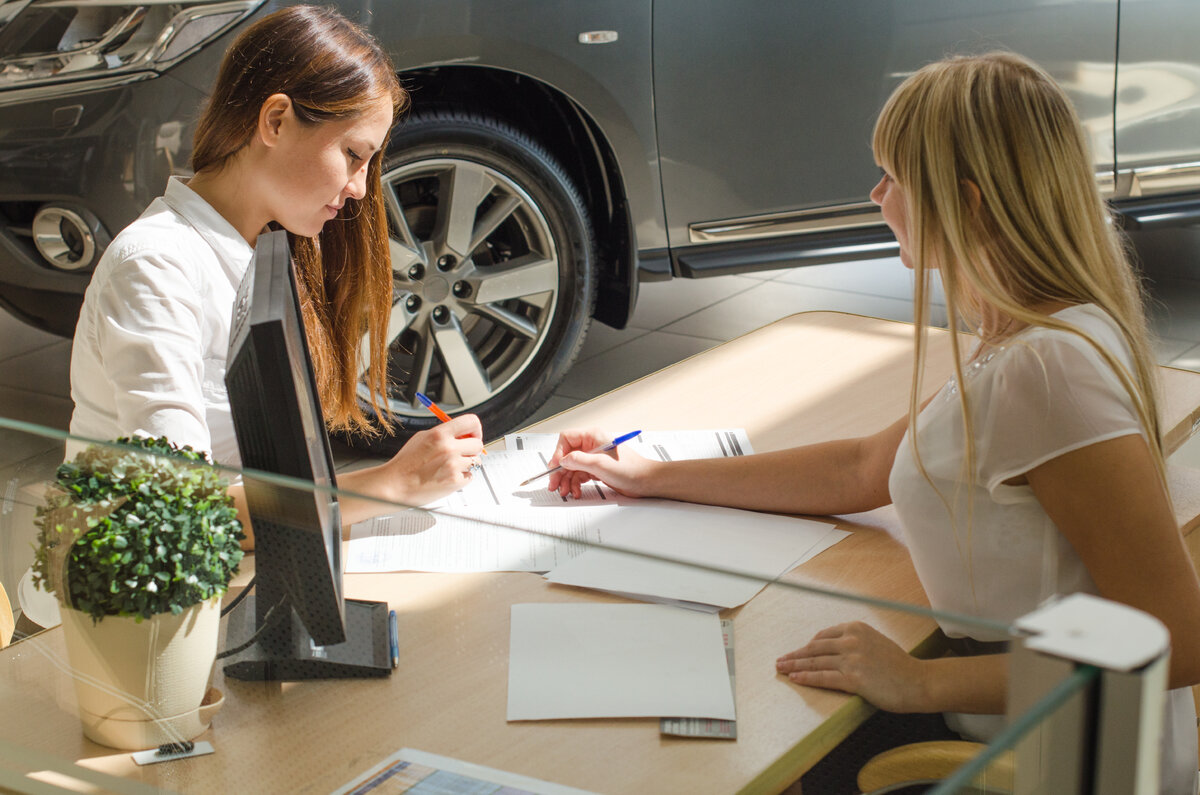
[544,500,847,610]
[344,505,616,573]
[346,429,763,574]
[506,603,736,722]
[345,428,849,598]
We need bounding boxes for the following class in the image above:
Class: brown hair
[192,5,408,435]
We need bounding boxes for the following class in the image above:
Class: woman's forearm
[917,654,1009,715]
[639,430,901,516]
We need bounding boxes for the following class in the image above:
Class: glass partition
[0,416,1170,794]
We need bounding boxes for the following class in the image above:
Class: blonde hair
[872,52,1165,540]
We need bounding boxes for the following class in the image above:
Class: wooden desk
[4,312,1200,794]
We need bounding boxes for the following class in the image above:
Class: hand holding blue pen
[519,430,641,486]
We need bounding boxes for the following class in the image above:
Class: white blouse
[69,177,252,467]
[889,303,1197,794]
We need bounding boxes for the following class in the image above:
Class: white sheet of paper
[506,603,735,721]
[428,450,627,509]
[505,429,754,460]
[346,505,616,573]
[544,500,847,609]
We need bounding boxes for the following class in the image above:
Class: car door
[652,0,1119,272]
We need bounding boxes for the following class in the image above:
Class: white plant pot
[58,596,224,750]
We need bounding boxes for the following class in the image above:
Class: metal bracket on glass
[1009,593,1170,795]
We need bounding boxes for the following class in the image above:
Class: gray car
[2,0,1199,448]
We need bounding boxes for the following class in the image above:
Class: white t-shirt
[889,303,1198,794]
[69,177,252,467]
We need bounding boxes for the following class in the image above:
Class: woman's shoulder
[973,304,1133,402]
[1007,304,1130,367]
[101,197,207,266]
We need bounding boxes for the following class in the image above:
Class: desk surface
[5,311,1200,795]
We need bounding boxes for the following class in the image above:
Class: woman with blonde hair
[70,6,484,547]
[545,52,1200,791]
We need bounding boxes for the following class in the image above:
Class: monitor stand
[222,594,391,681]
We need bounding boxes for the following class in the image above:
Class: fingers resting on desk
[776,621,926,714]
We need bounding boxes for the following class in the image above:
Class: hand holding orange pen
[416,392,486,454]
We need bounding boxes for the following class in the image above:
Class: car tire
[349,110,597,453]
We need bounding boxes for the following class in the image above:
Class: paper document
[433,427,756,510]
[544,500,849,609]
[347,429,760,574]
[506,603,736,721]
[506,428,754,459]
[661,618,737,739]
[346,506,616,573]
[429,450,627,509]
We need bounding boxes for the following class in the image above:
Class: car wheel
[352,110,597,452]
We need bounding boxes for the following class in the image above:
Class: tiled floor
[3,225,1200,470]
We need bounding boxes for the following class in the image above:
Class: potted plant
[33,436,244,750]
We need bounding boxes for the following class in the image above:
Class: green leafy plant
[33,436,244,622]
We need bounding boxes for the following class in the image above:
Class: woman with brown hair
[69,6,483,545]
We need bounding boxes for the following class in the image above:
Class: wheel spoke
[468,193,522,255]
[431,315,491,405]
[470,252,559,304]
[382,180,426,270]
[388,237,423,277]
[408,330,436,399]
[436,163,495,258]
[472,303,539,340]
[357,298,418,378]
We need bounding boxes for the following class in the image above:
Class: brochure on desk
[333,747,598,795]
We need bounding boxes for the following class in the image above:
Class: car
[2,0,1199,450]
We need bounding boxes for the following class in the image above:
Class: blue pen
[388,609,399,669]
[518,430,642,486]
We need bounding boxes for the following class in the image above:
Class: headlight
[0,0,264,91]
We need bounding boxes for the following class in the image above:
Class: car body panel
[358,0,667,252]
[0,72,207,295]
[652,0,1118,250]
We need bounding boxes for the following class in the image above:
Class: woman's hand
[545,428,657,499]
[775,622,929,713]
[384,414,484,507]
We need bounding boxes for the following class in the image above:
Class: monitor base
[222,595,392,681]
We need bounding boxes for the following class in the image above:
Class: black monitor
[221,229,390,680]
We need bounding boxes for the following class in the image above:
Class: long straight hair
[873,52,1165,549]
[192,5,407,435]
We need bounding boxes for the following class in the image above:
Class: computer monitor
[221,229,390,680]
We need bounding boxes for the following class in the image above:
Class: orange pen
[415,392,486,453]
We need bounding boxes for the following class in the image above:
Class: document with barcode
[505,428,754,460]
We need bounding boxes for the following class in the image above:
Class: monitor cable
[216,593,288,660]
[220,575,256,617]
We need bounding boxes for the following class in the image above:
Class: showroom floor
[3,226,1200,469]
